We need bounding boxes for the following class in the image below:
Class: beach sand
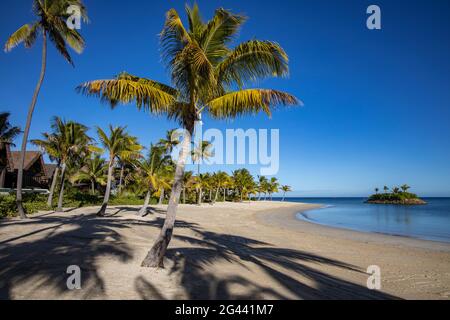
[0,201,449,300]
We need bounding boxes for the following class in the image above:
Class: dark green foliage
[368,192,419,202]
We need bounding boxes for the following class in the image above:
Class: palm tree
[375,187,379,194]
[383,186,389,193]
[257,176,268,201]
[71,154,107,195]
[392,187,400,194]
[0,112,21,188]
[211,171,229,204]
[5,0,88,218]
[191,140,213,175]
[281,185,292,201]
[77,4,299,267]
[96,126,141,216]
[401,184,410,193]
[32,132,62,206]
[182,171,194,204]
[51,118,93,212]
[192,173,210,205]
[233,169,254,202]
[267,177,280,201]
[117,136,141,194]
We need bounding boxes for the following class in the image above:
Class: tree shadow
[165,227,400,300]
[0,214,135,299]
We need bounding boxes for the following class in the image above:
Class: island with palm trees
[366,185,427,205]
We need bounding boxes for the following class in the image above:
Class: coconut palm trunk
[56,163,66,212]
[98,160,114,217]
[158,188,165,205]
[282,192,286,202]
[91,180,95,195]
[118,164,124,194]
[182,187,186,204]
[141,131,191,267]
[139,190,151,216]
[197,188,203,205]
[47,164,59,207]
[16,31,47,219]
[214,188,220,204]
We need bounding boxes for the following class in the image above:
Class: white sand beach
[0,201,449,300]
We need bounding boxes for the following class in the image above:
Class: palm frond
[4,24,38,52]
[217,40,289,87]
[208,89,300,119]
[77,73,177,113]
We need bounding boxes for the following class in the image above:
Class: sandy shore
[0,201,449,300]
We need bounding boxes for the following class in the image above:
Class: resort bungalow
[0,144,55,190]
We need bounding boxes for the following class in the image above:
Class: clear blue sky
[1,0,450,197]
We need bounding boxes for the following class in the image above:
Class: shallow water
[280,197,450,243]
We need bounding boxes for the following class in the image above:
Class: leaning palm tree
[191,140,213,175]
[257,176,269,201]
[0,112,21,188]
[77,4,299,267]
[96,126,141,216]
[5,0,88,218]
[281,185,292,201]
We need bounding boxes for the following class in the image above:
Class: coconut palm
[267,177,280,201]
[383,186,389,193]
[375,187,379,194]
[32,132,62,206]
[182,171,194,204]
[96,126,141,216]
[211,171,229,204]
[281,185,292,201]
[52,118,93,212]
[0,112,21,188]
[401,184,410,193]
[233,169,254,202]
[71,154,107,195]
[77,4,299,267]
[392,187,400,194]
[191,140,213,175]
[192,173,211,205]
[5,0,88,218]
[257,176,268,201]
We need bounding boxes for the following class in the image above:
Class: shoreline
[256,202,450,253]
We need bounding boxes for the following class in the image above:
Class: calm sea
[278,197,450,243]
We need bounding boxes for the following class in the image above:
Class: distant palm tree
[191,140,213,175]
[0,112,21,188]
[182,171,194,204]
[383,186,389,193]
[267,177,280,201]
[375,187,379,194]
[96,126,141,216]
[52,118,93,212]
[71,154,107,195]
[5,0,88,218]
[281,185,292,201]
[77,4,299,267]
[257,176,269,201]
[401,184,410,193]
[211,171,229,204]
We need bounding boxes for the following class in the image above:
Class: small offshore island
[366,185,427,205]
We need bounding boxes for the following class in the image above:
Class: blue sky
[1,0,450,197]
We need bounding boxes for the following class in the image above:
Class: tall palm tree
[71,154,107,195]
[383,186,389,193]
[117,136,141,194]
[281,185,292,201]
[375,187,379,194]
[5,0,88,219]
[0,112,21,188]
[191,140,213,175]
[77,4,299,267]
[96,126,141,217]
[211,171,229,204]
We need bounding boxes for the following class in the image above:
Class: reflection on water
[284,198,450,243]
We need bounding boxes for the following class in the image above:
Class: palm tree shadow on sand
[0,212,400,300]
[0,214,135,299]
